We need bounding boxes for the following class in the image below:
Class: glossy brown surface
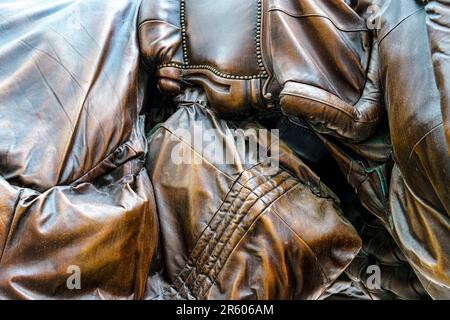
[0,0,449,300]
[0,0,157,299]
[374,0,450,298]
[145,90,361,299]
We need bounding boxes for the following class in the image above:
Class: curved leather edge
[279,40,384,143]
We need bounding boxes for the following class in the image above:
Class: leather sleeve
[425,0,450,153]
[280,40,384,143]
[138,0,183,94]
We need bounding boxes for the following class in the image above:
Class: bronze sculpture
[0,0,448,300]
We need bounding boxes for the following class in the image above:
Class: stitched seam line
[192,174,295,296]
[178,169,288,297]
[407,122,443,163]
[378,8,424,45]
[157,63,268,80]
[174,181,248,298]
[177,170,292,297]
[171,0,268,79]
[172,164,268,298]
[199,178,299,298]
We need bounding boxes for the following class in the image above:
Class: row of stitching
[190,183,261,297]
[157,63,268,80]
[180,0,188,64]
[169,0,268,80]
[174,165,272,298]
[193,172,297,297]
[173,180,248,299]
[199,176,300,298]
[178,162,270,274]
[173,168,267,299]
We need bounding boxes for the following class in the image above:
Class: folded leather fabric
[1,0,449,300]
[143,0,383,141]
[365,0,450,299]
[0,0,361,300]
[0,0,157,299]
[145,89,361,299]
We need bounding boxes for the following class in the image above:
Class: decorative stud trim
[157,63,268,80]
[255,0,268,77]
[180,0,189,65]
[158,0,268,80]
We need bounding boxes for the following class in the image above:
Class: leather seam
[172,0,268,79]
[174,181,248,299]
[137,19,180,31]
[268,9,368,32]
[170,164,269,298]
[281,90,380,124]
[199,177,300,298]
[378,8,424,45]
[175,170,292,298]
[189,172,292,297]
[158,125,238,182]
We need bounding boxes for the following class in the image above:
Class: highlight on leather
[0,0,449,301]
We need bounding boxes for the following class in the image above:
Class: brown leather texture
[0,0,157,299]
[371,0,450,298]
[0,0,449,300]
[425,0,450,153]
[145,91,361,300]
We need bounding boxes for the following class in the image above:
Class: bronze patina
[0,0,448,300]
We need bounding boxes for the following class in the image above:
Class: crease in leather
[378,8,425,45]
[407,122,444,163]
[0,188,24,265]
[389,167,450,289]
[267,10,369,32]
